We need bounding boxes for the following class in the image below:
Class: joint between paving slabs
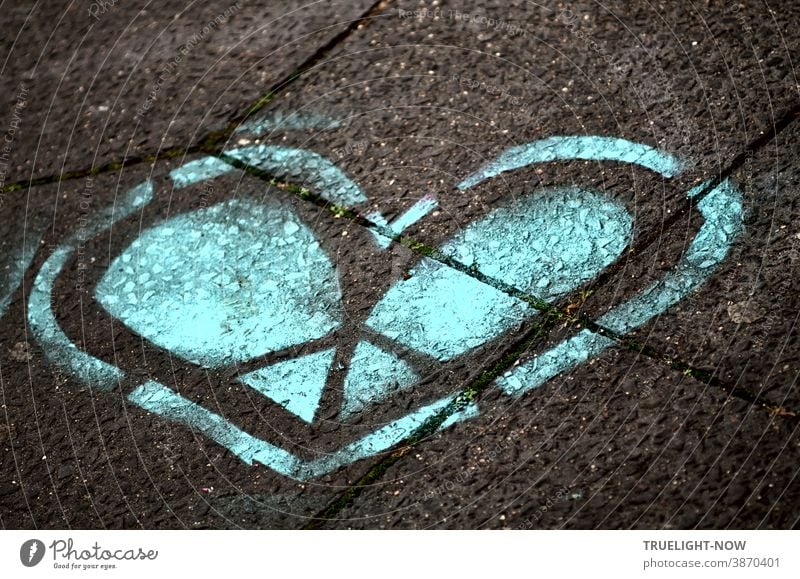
[218,150,799,420]
[0,0,389,195]
[233,0,389,126]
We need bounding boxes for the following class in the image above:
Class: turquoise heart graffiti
[22,132,743,481]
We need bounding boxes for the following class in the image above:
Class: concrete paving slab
[245,0,799,223]
[331,347,800,529]
[0,0,376,184]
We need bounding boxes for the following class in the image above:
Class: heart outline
[26,136,743,481]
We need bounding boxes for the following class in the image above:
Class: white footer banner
[1,531,797,578]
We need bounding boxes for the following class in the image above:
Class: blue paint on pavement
[240,348,336,423]
[28,246,125,390]
[341,341,420,417]
[25,134,745,482]
[128,380,300,477]
[440,187,632,297]
[367,195,439,249]
[366,187,632,360]
[496,178,743,396]
[595,179,743,335]
[170,157,235,188]
[457,135,683,190]
[0,228,44,320]
[440,400,480,429]
[496,329,614,395]
[224,144,366,206]
[235,112,342,135]
[95,197,342,368]
[304,393,473,480]
[128,380,478,481]
[367,261,529,360]
[27,180,154,389]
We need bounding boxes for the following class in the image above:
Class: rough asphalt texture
[1,0,799,529]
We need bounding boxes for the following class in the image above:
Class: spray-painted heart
[27,132,743,481]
